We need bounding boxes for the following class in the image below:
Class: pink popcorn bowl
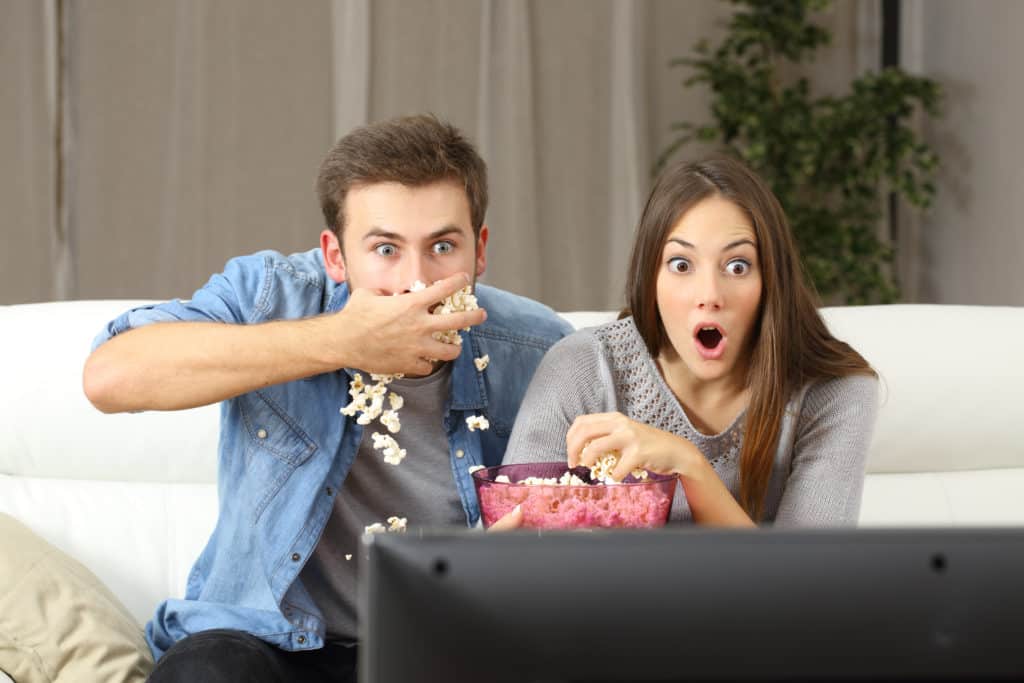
[472,462,677,530]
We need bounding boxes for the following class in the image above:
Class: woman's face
[655,195,763,388]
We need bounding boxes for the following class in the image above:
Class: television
[359,528,1024,682]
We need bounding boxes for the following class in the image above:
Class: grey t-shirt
[300,364,465,643]
[504,317,880,526]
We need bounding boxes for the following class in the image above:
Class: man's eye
[375,244,397,257]
[725,259,750,275]
[432,241,454,255]
[667,257,690,273]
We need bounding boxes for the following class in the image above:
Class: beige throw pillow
[0,514,154,683]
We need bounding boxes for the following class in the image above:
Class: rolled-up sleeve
[90,254,268,351]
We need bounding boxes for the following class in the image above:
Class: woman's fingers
[566,412,628,466]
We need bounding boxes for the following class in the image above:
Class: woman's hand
[566,412,701,481]
[567,411,755,527]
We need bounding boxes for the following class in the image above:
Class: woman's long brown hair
[624,157,875,521]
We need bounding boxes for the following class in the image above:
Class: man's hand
[487,505,523,531]
[331,272,487,376]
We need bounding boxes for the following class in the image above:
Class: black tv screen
[360,528,1024,682]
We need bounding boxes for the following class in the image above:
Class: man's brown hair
[316,114,488,239]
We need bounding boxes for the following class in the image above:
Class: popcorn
[468,465,486,474]
[474,354,490,372]
[379,409,401,434]
[363,517,408,538]
[516,471,590,486]
[431,285,479,346]
[465,415,490,432]
[371,432,407,466]
[494,475,511,484]
[345,554,352,561]
[587,449,649,482]
[340,280,486,470]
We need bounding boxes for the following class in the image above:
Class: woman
[503,156,879,526]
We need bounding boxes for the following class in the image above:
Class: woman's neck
[656,348,750,435]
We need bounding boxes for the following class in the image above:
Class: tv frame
[360,528,1024,682]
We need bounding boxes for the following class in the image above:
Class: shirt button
[257,428,268,439]
[297,635,306,645]
[291,553,301,562]
[455,449,465,458]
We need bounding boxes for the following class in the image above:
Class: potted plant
[659,0,942,304]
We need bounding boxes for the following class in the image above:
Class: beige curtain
[1,1,57,304]
[1,0,871,311]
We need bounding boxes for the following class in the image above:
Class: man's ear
[475,225,489,277]
[321,229,347,283]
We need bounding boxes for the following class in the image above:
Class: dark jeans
[147,629,358,683]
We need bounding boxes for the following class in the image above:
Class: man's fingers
[422,339,464,362]
[487,505,523,532]
[415,272,472,304]
[426,307,486,332]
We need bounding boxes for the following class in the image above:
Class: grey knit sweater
[503,317,880,526]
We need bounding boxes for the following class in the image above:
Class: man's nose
[398,255,430,293]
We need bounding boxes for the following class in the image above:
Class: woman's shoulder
[544,316,644,361]
[798,372,881,424]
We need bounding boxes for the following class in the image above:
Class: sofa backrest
[1,300,1023,625]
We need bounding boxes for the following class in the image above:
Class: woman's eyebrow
[665,237,756,251]
[723,238,756,251]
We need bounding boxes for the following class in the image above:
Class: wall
[904,0,1024,305]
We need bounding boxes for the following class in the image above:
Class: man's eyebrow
[362,228,404,242]
[361,225,466,242]
[426,225,466,240]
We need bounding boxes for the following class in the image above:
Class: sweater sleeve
[502,329,616,465]
[773,374,880,527]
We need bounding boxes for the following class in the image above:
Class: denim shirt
[91,248,572,659]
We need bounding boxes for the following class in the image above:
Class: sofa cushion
[0,514,153,683]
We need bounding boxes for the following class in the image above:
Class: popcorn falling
[345,554,352,561]
[474,354,490,372]
[465,415,489,432]
[386,516,407,532]
[340,280,481,467]
[364,523,387,535]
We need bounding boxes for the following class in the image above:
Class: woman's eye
[432,241,454,255]
[725,259,750,275]
[374,243,397,257]
[667,257,690,273]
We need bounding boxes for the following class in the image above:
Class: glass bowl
[473,462,677,529]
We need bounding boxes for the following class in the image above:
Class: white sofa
[2,300,1024,632]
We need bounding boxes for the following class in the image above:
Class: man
[83,115,570,682]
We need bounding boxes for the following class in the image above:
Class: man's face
[322,180,488,293]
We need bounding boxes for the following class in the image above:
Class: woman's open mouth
[693,323,726,360]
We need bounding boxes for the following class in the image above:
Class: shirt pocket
[238,389,318,467]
